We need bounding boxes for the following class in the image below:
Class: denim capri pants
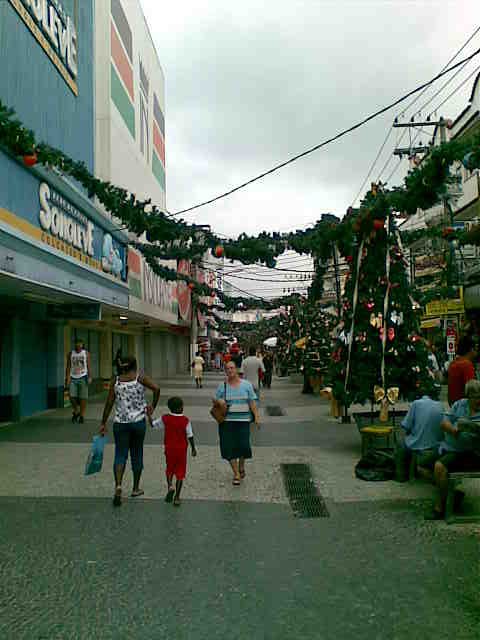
[113,419,146,472]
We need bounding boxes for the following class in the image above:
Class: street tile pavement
[1,373,479,639]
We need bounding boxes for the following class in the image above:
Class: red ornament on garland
[23,153,38,167]
[214,245,224,258]
[346,255,353,263]
[442,227,454,238]
[373,219,384,231]
[188,283,195,291]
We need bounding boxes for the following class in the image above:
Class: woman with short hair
[215,361,260,485]
[100,356,160,506]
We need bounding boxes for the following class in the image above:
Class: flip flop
[232,478,241,486]
[131,490,144,498]
[165,488,175,503]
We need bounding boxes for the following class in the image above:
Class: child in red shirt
[161,397,196,506]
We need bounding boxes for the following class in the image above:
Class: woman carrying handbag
[212,361,260,485]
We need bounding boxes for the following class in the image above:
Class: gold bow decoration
[295,336,307,349]
[374,385,399,422]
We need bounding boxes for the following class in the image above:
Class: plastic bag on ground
[355,450,395,482]
[85,435,107,476]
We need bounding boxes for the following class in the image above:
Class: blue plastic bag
[85,435,107,476]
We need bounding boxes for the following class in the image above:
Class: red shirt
[162,414,191,450]
[448,357,475,404]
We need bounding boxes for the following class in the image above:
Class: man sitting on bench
[426,379,480,520]
[397,386,443,482]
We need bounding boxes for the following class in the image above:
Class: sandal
[239,470,246,479]
[131,489,144,498]
[165,488,175,503]
[232,477,241,486]
[173,496,181,507]
[113,487,122,507]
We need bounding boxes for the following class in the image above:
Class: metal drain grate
[280,463,330,518]
[265,405,285,416]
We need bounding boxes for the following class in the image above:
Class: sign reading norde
[9,0,78,94]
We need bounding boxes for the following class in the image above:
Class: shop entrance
[20,319,48,417]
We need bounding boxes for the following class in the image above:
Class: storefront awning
[420,318,441,329]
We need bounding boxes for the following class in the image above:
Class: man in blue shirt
[427,379,480,519]
[397,388,443,481]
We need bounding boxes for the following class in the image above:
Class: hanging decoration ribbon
[380,215,391,389]
[374,385,399,422]
[345,238,365,393]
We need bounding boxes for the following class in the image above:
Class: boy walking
[162,397,197,506]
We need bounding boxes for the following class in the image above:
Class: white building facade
[94,0,190,378]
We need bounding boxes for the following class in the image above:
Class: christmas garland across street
[1,100,480,309]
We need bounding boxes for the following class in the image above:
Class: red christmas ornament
[214,245,224,258]
[23,153,38,167]
[346,255,353,263]
[442,227,454,238]
[210,291,216,298]
[188,283,195,291]
[388,327,395,341]
[364,300,375,310]
[373,219,384,231]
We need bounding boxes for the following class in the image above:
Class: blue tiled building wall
[0,0,95,173]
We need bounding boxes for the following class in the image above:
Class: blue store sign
[0,151,128,284]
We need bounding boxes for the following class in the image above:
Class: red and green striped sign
[111,0,135,137]
[153,93,165,191]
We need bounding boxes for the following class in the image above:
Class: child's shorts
[165,447,188,480]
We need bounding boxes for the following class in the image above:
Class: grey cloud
[142,0,478,236]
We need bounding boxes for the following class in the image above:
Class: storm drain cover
[280,463,329,518]
[265,405,285,416]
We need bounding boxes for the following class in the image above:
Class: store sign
[143,261,178,315]
[414,254,445,278]
[447,335,456,357]
[37,182,126,280]
[40,182,94,256]
[425,298,464,316]
[9,0,78,95]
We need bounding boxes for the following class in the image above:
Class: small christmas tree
[331,190,434,409]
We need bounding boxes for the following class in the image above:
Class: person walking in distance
[263,351,274,389]
[99,356,160,506]
[448,336,477,406]
[65,339,91,424]
[192,351,205,389]
[241,346,265,396]
[161,396,197,507]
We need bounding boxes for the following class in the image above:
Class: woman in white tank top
[99,355,160,506]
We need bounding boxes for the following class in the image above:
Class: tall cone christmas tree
[331,191,434,408]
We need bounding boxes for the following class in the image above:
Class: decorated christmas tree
[330,190,434,409]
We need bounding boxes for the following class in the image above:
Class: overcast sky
[140,0,479,297]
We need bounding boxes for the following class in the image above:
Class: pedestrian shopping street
[0,373,479,640]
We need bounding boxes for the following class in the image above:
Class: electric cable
[172,47,480,217]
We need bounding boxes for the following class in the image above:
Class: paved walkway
[0,374,479,639]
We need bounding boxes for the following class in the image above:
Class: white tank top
[114,377,147,423]
[70,350,88,379]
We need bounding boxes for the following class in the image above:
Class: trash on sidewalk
[355,450,395,482]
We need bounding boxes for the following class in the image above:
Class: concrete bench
[446,471,480,524]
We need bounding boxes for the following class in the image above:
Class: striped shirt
[216,380,257,422]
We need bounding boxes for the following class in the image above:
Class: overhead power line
[172,47,480,217]
[352,25,480,204]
